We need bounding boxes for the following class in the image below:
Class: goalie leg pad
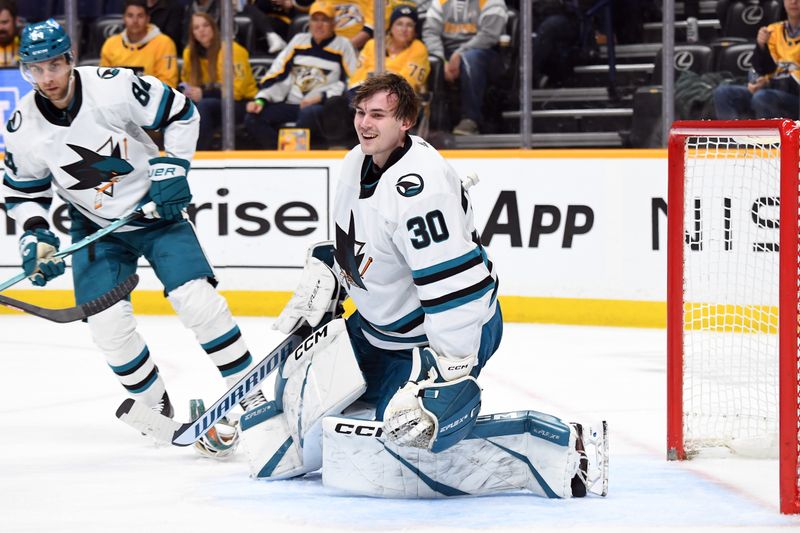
[88,300,166,407]
[168,278,253,386]
[240,400,306,479]
[240,319,367,479]
[323,410,586,499]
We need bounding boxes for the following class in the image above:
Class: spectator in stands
[243,0,357,149]
[181,12,258,150]
[713,0,800,120]
[422,0,507,135]
[101,0,179,87]
[328,0,374,50]
[530,0,584,89]
[186,0,293,55]
[349,5,429,94]
[146,0,185,53]
[238,0,301,54]
[0,0,19,67]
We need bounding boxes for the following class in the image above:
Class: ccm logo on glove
[334,423,383,438]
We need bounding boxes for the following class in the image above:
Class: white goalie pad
[323,410,587,499]
[240,319,367,479]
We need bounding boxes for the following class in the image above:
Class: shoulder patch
[6,110,21,132]
[96,67,120,79]
[396,173,424,197]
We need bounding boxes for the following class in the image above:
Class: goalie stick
[0,202,157,293]
[0,273,139,323]
[115,321,313,446]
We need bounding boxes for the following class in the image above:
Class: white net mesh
[682,135,781,457]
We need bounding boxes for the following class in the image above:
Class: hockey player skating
[237,73,608,498]
[1,19,263,452]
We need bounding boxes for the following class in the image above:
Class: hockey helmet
[19,18,72,64]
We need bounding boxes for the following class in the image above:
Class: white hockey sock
[88,300,166,407]
[168,279,253,386]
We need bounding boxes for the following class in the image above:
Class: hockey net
[666,120,800,514]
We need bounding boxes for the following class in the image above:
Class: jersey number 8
[407,210,449,249]
[132,77,152,106]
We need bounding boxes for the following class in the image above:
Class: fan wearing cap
[321,0,374,50]
[244,0,357,149]
[348,4,429,95]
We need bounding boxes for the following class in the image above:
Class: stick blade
[116,398,186,445]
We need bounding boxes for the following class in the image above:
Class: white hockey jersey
[333,135,498,358]
[2,66,198,230]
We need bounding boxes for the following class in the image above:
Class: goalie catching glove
[18,220,65,287]
[383,347,481,453]
[273,241,343,334]
[148,157,192,220]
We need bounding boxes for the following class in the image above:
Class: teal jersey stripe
[3,172,52,190]
[361,319,428,344]
[422,281,496,314]
[147,82,172,130]
[374,307,424,332]
[412,247,482,279]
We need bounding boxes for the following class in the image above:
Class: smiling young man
[2,19,264,455]
[240,74,606,500]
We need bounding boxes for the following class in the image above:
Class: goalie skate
[190,399,239,459]
[571,421,609,497]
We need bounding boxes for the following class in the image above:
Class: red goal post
[667,119,800,514]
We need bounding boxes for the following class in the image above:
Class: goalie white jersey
[2,66,198,230]
[333,135,498,358]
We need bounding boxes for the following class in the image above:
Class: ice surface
[1,315,799,532]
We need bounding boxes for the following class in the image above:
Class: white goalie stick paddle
[0,273,139,323]
[115,321,313,446]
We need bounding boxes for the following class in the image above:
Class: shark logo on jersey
[61,140,133,192]
[6,110,21,132]
[334,211,368,291]
[396,173,424,197]
[97,67,120,79]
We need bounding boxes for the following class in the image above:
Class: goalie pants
[69,207,253,406]
[345,304,503,420]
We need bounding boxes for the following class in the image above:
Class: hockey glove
[383,347,481,453]
[273,243,342,334]
[18,226,66,287]
[148,157,192,220]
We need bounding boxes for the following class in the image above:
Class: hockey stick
[115,321,313,446]
[0,273,139,323]
[0,203,157,293]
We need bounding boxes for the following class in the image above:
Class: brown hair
[352,72,419,124]
[187,12,221,87]
[0,0,17,18]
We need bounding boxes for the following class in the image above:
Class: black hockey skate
[151,391,174,419]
